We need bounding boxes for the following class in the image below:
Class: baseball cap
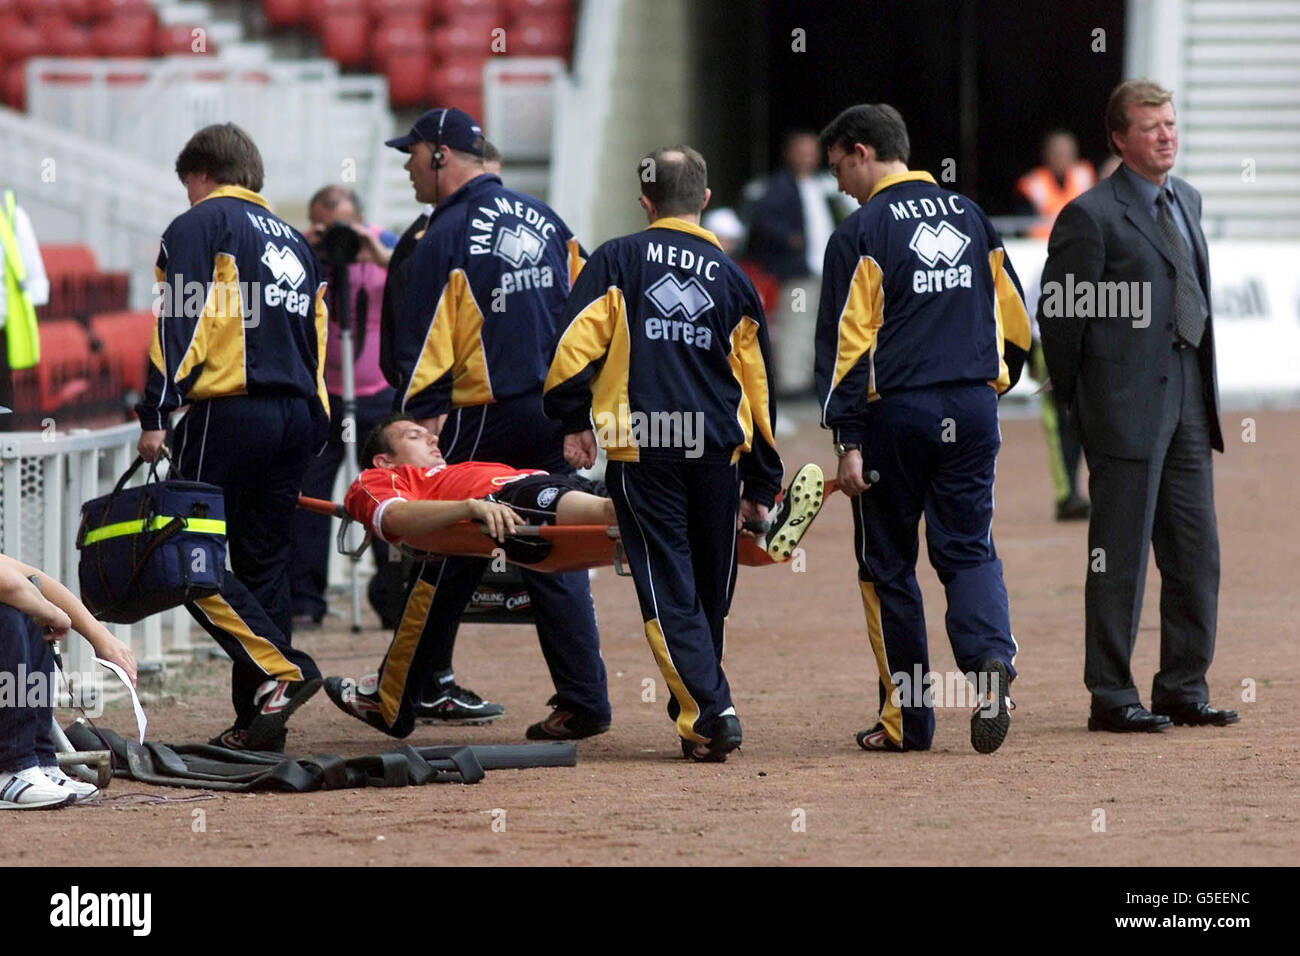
[385,107,485,156]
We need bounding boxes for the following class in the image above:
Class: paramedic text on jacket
[393,175,585,421]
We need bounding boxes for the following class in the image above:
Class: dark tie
[1154,190,1205,348]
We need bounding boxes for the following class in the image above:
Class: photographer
[292,186,399,628]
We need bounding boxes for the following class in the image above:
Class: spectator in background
[743,130,855,398]
[702,206,746,257]
[483,140,502,176]
[0,188,49,418]
[1016,132,1096,520]
[292,185,399,628]
[1015,130,1096,239]
[0,550,137,809]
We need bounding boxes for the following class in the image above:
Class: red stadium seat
[305,0,364,32]
[510,14,569,56]
[320,11,371,65]
[155,23,216,56]
[36,320,94,414]
[369,0,434,23]
[88,0,153,19]
[0,16,42,60]
[262,0,306,28]
[504,0,571,16]
[384,50,433,106]
[89,310,156,396]
[90,14,156,56]
[444,0,502,18]
[430,55,483,97]
[2,62,26,110]
[41,245,100,276]
[33,16,95,56]
[370,14,430,70]
[432,15,499,57]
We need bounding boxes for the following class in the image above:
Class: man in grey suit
[1039,79,1238,733]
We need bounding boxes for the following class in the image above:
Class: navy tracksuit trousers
[851,383,1017,750]
[371,389,609,737]
[0,605,56,773]
[606,459,740,744]
[173,395,322,727]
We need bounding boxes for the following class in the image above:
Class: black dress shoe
[1087,703,1173,733]
[1160,701,1240,727]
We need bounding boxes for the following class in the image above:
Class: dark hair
[360,413,416,470]
[175,122,265,191]
[482,140,502,164]
[639,145,708,217]
[818,104,910,164]
[1105,78,1173,156]
[308,184,363,219]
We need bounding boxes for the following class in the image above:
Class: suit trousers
[1083,345,1219,711]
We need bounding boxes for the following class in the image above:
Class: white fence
[0,423,195,685]
[24,55,400,227]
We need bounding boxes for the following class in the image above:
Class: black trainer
[323,676,394,734]
[525,695,610,740]
[970,659,1012,754]
[243,677,322,749]
[682,714,743,762]
[415,675,505,725]
[208,725,288,753]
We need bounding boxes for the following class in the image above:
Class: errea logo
[646,274,714,322]
[908,221,970,267]
[260,243,306,289]
[493,224,546,268]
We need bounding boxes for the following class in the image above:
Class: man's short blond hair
[1106,79,1174,155]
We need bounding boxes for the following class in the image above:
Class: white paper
[96,657,147,744]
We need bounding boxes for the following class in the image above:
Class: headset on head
[431,108,448,169]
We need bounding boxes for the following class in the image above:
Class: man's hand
[836,448,872,497]
[354,224,393,267]
[564,430,598,469]
[35,603,72,642]
[93,633,139,687]
[138,430,168,463]
[415,415,448,440]
[467,499,523,542]
[738,498,769,535]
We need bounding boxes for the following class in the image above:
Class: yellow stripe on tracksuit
[378,577,435,726]
[987,247,1032,395]
[566,236,586,286]
[727,315,776,464]
[829,256,885,404]
[173,252,249,401]
[193,593,304,682]
[859,580,903,746]
[314,281,331,418]
[645,617,705,743]
[402,268,494,411]
[544,286,635,461]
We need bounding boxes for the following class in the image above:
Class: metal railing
[0,422,195,683]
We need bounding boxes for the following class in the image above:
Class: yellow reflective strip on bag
[82,515,227,546]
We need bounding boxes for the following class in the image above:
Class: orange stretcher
[298,480,841,576]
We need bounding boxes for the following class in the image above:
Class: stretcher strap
[82,515,226,546]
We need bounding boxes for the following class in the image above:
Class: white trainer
[42,764,101,804]
[0,767,74,810]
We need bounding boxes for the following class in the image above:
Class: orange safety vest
[1017,163,1095,239]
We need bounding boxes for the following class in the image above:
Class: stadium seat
[510,14,570,56]
[444,0,503,18]
[305,0,364,31]
[262,0,306,28]
[505,0,571,16]
[89,310,155,396]
[88,0,154,19]
[1,63,25,110]
[36,320,94,414]
[384,49,433,106]
[319,11,371,65]
[0,17,42,61]
[33,16,95,57]
[369,0,434,23]
[370,14,430,71]
[432,15,499,57]
[429,55,483,101]
[155,23,216,56]
[90,14,157,56]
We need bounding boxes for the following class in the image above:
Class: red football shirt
[345,462,543,542]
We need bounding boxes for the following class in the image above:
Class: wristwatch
[833,442,860,458]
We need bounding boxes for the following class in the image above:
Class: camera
[314,221,361,267]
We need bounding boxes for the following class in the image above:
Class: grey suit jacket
[1038,167,1224,459]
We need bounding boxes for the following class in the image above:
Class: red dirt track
[6,410,1297,866]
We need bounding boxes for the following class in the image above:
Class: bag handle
[111,452,167,497]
